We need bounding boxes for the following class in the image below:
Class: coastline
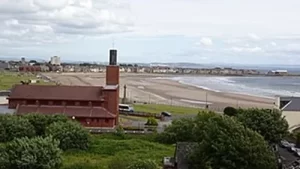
[45,72,276,112]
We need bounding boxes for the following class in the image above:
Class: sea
[167,76,300,99]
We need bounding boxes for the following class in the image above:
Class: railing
[119,110,162,119]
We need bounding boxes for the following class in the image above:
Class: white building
[50,56,61,65]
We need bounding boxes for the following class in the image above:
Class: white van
[119,104,134,112]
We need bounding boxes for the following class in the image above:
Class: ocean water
[168,76,300,98]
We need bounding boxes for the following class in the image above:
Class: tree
[127,159,159,169]
[46,121,90,150]
[23,114,69,136]
[156,117,195,144]
[189,115,277,169]
[0,115,35,142]
[236,108,289,144]
[4,136,62,169]
[223,106,238,116]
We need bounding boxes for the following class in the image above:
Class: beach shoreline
[44,72,276,112]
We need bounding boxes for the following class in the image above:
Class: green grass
[133,104,201,115]
[61,134,174,169]
[0,72,54,90]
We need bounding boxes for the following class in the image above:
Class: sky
[0,0,300,65]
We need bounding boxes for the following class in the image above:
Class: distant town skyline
[0,0,300,65]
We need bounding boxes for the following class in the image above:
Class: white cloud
[248,33,261,41]
[229,46,264,53]
[198,37,213,46]
[271,42,277,46]
[0,0,133,46]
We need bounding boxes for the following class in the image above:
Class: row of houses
[61,66,260,75]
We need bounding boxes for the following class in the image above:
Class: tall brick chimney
[105,49,119,126]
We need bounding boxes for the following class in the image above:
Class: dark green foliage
[46,121,90,150]
[188,115,277,169]
[128,159,159,169]
[145,117,158,126]
[156,117,195,144]
[0,115,35,142]
[4,136,62,169]
[23,113,69,136]
[0,144,9,169]
[223,106,238,116]
[23,113,49,136]
[236,108,289,144]
[156,111,217,144]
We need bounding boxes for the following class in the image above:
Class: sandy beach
[44,73,275,112]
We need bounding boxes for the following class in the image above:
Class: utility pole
[205,92,208,109]
[122,85,127,103]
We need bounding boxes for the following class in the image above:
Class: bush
[128,159,159,169]
[0,115,35,142]
[223,106,238,116]
[23,113,69,136]
[114,125,125,138]
[145,117,158,126]
[46,121,90,150]
[4,136,62,169]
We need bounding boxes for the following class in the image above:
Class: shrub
[23,113,69,136]
[0,115,35,142]
[46,121,90,150]
[145,117,158,126]
[223,106,238,116]
[4,136,62,169]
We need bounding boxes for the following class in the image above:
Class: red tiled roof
[9,85,105,101]
[16,105,116,118]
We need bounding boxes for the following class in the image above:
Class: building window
[48,101,53,105]
[75,102,80,106]
[105,119,109,123]
[62,101,66,106]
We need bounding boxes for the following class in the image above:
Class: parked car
[119,104,134,112]
[161,111,172,117]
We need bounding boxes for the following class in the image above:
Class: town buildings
[50,56,61,66]
[7,49,120,128]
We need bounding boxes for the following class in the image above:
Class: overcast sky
[0,0,300,64]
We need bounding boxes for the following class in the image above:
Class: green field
[61,134,174,169]
[0,72,54,90]
[133,104,201,115]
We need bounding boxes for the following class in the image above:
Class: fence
[124,97,225,113]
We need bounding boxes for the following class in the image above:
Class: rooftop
[16,105,116,118]
[8,84,105,101]
[280,97,300,111]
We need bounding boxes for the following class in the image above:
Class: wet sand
[45,72,275,112]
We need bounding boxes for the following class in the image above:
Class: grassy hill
[61,134,174,169]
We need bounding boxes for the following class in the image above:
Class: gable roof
[280,97,300,111]
[8,84,105,101]
[16,105,116,118]
[175,142,197,169]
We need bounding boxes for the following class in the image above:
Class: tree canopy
[236,108,289,144]
[23,114,68,136]
[188,114,277,169]
[3,136,62,169]
[0,115,35,142]
[46,121,90,150]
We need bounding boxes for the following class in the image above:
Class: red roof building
[7,49,120,128]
